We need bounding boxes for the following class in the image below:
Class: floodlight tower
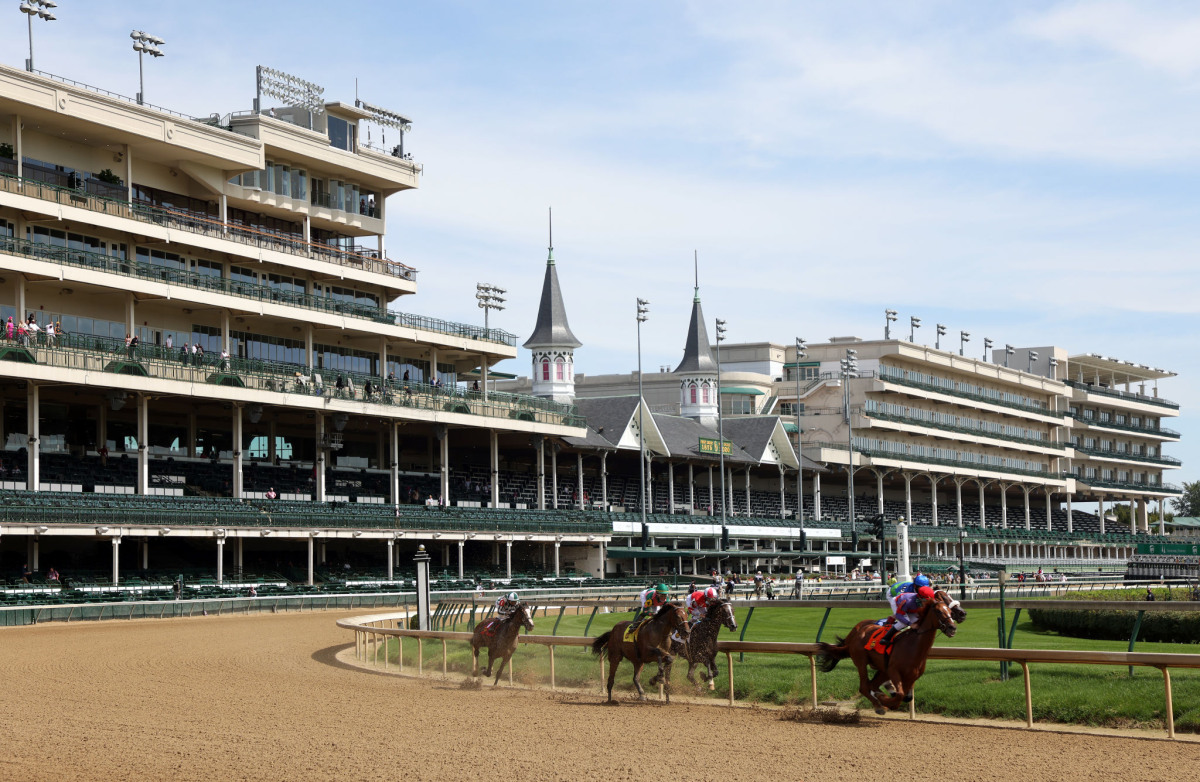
[884,309,897,339]
[130,30,165,105]
[20,0,58,73]
[959,331,970,357]
[476,283,506,399]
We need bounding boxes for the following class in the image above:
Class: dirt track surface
[1,613,1196,782]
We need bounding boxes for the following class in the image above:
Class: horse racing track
[1,612,1195,782]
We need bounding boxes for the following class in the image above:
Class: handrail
[1072,446,1181,467]
[807,441,1057,481]
[879,364,1061,418]
[29,69,201,121]
[9,340,586,428]
[1064,379,1179,410]
[1,236,514,346]
[1075,476,1181,495]
[1069,414,1181,440]
[862,402,1061,451]
[0,172,417,281]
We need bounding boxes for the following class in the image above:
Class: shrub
[1029,589,1200,643]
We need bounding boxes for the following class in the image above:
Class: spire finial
[547,207,554,265]
[693,249,700,302]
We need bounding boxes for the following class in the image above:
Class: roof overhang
[1068,354,1174,383]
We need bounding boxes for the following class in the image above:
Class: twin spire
[523,207,581,350]
[674,250,717,374]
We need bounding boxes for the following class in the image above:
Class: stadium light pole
[716,318,728,535]
[130,30,165,105]
[935,324,946,350]
[959,331,970,357]
[794,337,807,527]
[1004,344,1015,368]
[1048,356,1059,380]
[20,1,57,73]
[909,316,921,343]
[983,337,993,363]
[884,309,897,340]
[842,348,859,544]
[476,283,506,400]
[1027,350,1039,374]
[637,298,649,545]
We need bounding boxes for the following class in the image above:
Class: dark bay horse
[935,589,967,623]
[816,597,957,714]
[591,602,691,703]
[667,599,737,690]
[470,603,534,685]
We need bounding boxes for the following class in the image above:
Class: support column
[554,541,560,577]
[236,537,243,573]
[780,465,787,520]
[1158,498,1166,536]
[387,539,395,581]
[124,143,132,204]
[458,541,464,580]
[744,469,751,517]
[814,470,822,520]
[216,537,225,585]
[141,539,148,570]
[506,541,512,578]
[490,430,500,508]
[551,445,558,510]
[930,476,939,527]
[187,412,196,459]
[903,472,913,525]
[26,383,39,491]
[13,115,22,180]
[688,463,695,512]
[1066,493,1073,533]
[30,536,38,572]
[955,479,963,528]
[220,193,228,231]
[1098,497,1106,536]
[1000,483,1008,529]
[877,471,885,514]
[436,425,449,505]
[221,309,231,355]
[231,405,243,499]
[708,466,714,513]
[1045,487,1053,531]
[267,419,277,463]
[307,535,314,585]
[315,416,326,502]
[728,467,734,516]
[111,537,120,587]
[577,452,585,510]
[305,324,314,370]
[1023,486,1032,530]
[390,423,400,507]
[136,393,149,495]
[600,451,608,509]
[668,460,675,514]
[978,481,987,529]
[536,437,546,510]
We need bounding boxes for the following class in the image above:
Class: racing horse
[591,602,691,703]
[666,598,737,690]
[935,589,967,623]
[470,603,535,685]
[815,595,957,714]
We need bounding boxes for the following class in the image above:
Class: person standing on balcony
[128,333,140,359]
[15,321,25,346]
[165,333,173,350]
[180,342,189,365]
[44,320,55,347]
[5,317,12,341]
[220,347,230,372]
[27,319,39,346]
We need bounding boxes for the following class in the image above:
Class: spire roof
[524,210,581,349]
[674,295,717,374]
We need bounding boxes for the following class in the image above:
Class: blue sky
[14,1,1199,489]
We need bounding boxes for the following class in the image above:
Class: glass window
[555,358,564,381]
[541,360,549,381]
[264,162,275,193]
[689,384,697,404]
[328,116,350,151]
[292,169,305,200]
[229,266,258,286]
[192,259,223,278]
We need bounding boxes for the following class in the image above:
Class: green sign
[1138,543,1200,556]
[698,437,732,456]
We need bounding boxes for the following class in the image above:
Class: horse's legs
[483,647,494,677]
[705,657,718,690]
[471,643,479,678]
[853,657,886,715]
[606,647,620,702]
[492,654,509,686]
[631,660,647,701]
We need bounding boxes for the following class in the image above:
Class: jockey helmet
[913,574,932,588]
[655,583,670,596]
[704,586,720,602]
[916,585,936,600]
[506,591,519,603]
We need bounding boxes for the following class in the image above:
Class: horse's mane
[653,601,681,617]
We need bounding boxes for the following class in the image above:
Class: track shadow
[311,642,378,674]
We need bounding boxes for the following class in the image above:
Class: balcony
[1072,446,1182,468]
[1074,476,1181,495]
[1068,413,1181,440]
[862,400,1064,451]
[1064,379,1178,410]
[0,235,515,347]
[878,364,1061,418]
[0,172,416,282]
[806,440,1058,481]
[7,336,583,428]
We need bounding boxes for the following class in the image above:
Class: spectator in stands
[219,347,230,372]
[196,344,205,364]
[15,321,26,346]
[335,375,345,397]
[266,487,278,500]
[1146,587,1156,602]
[4,316,12,341]
[165,333,173,350]
[472,380,480,392]
[364,379,374,400]
[44,319,55,347]
[26,319,40,345]
[46,567,59,584]
[0,459,6,477]
[128,333,140,359]
[21,563,31,583]
[248,585,257,597]
[387,369,396,383]
[425,495,437,507]
[180,342,189,365]
[99,444,109,467]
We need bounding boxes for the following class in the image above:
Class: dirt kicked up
[0,612,1194,782]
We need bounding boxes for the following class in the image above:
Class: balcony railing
[862,400,1063,451]
[0,235,515,347]
[806,440,1057,481]
[1073,476,1182,495]
[878,364,1061,418]
[7,338,584,428]
[0,172,417,282]
[1068,414,1181,440]
[1064,379,1179,410]
[1072,446,1182,467]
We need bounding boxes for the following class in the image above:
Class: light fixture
[884,309,897,339]
[130,30,166,105]
[983,337,993,362]
[1004,344,1015,368]
[332,412,349,431]
[1048,356,1059,379]
[106,389,127,411]
[433,532,442,538]
[36,525,49,534]
[96,526,110,534]
[159,527,170,536]
[21,0,59,72]
[247,404,263,424]
[959,331,970,357]
[1027,350,1039,374]
[353,530,363,537]
[256,65,325,129]
[260,529,272,536]
[935,324,946,350]
[909,316,921,342]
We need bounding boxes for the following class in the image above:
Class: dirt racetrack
[1,612,1197,782]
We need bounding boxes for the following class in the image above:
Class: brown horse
[470,603,534,685]
[935,589,967,623]
[667,599,737,690]
[816,597,957,714]
[591,602,691,703]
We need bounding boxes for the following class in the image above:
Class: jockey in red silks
[685,586,721,624]
[884,585,936,643]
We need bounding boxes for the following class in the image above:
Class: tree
[1171,480,1200,518]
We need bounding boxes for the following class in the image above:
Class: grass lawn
[374,602,1200,732]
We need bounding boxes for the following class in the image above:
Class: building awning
[784,422,798,433]
[1166,517,1200,528]
[460,368,518,380]
[720,387,764,396]
[605,547,814,560]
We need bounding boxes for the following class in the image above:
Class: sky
[11,0,1199,489]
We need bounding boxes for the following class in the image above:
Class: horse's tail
[815,636,848,673]
[591,630,613,657]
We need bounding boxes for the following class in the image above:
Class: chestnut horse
[591,602,691,703]
[666,599,737,690]
[470,603,534,685]
[816,596,957,714]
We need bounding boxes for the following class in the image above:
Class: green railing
[878,364,1061,418]
[1074,477,1182,495]
[806,441,1059,481]
[1069,415,1181,440]
[0,171,416,281]
[1071,446,1181,468]
[1064,380,1179,410]
[0,235,515,346]
[8,340,586,428]
[862,402,1063,451]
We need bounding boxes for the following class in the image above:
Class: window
[327,115,355,151]
[266,273,306,296]
[1069,406,1079,417]
[326,285,378,308]
[231,330,305,365]
[136,247,185,273]
[277,165,290,198]
[291,168,306,200]
[265,162,275,193]
[785,365,820,382]
[1082,409,1094,420]
[1099,411,1110,423]
[192,259,223,279]
[1115,414,1126,425]
[721,394,756,416]
[702,383,710,404]
[689,384,697,404]
[191,324,223,353]
[315,343,378,376]
[230,266,258,287]
[541,360,550,381]
[555,358,564,381]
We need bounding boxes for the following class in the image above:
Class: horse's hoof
[875,707,887,716]
[903,694,913,703]
[708,681,715,691]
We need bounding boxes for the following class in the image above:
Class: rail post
[1128,610,1145,677]
[738,606,755,662]
[552,606,566,636]
[808,654,818,708]
[442,639,447,678]
[583,606,599,637]
[726,651,734,706]
[549,646,556,690]
[418,637,423,676]
[1161,666,1175,739]
[908,686,915,719]
[815,606,832,643]
[1020,661,1032,728]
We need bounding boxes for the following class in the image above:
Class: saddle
[623,616,647,643]
[480,619,500,639]
[865,622,895,656]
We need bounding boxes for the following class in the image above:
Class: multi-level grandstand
[0,59,1186,604]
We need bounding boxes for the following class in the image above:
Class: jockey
[883,585,936,643]
[632,583,670,628]
[887,573,931,615]
[685,586,721,623]
[494,591,520,621]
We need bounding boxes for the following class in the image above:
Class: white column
[904,473,912,525]
[315,416,326,502]
[111,537,120,587]
[387,539,395,581]
[551,446,558,510]
[978,482,986,529]
[554,541,560,577]
[220,193,228,230]
[142,539,149,570]
[305,324,314,370]
[577,452,585,509]
[600,451,608,509]
[137,393,149,495]
[506,541,512,578]
[930,477,939,527]
[232,405,243,499]
[877,471,885,514]
[688,463,695,512]
[814,471,822,520]
[780,465,787,519]
[1023,486,1031,530]
[222,309,231,356]
[480,355,489,401]
[124,143,132,204]
[537,438,546,510]
[744,469,751,516]
[668,460,675,514]
[26,383,39,491]
[16,275,26,327]
[458,541,465,580]
[956,480,963,528]
[390,423,400,507]
[728,467,734,516]
[1098,497,1106,535]
[708,466,714,513]
[379,335,388,378]
[236,537,243,572]
[438,426,449,505]
[307,535,314,585]
[216,537,225,585]
[490,430,500,508]
[1045,488,1053,531]
[14,115,22,180]
[267,420,277,463]
[1158,499,1166,536]
[1066,493,1073,533]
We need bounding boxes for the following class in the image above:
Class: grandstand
[0,57,1185,606]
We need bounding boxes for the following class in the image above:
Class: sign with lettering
[698,437,733,456]
[1138,543,1200,556]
